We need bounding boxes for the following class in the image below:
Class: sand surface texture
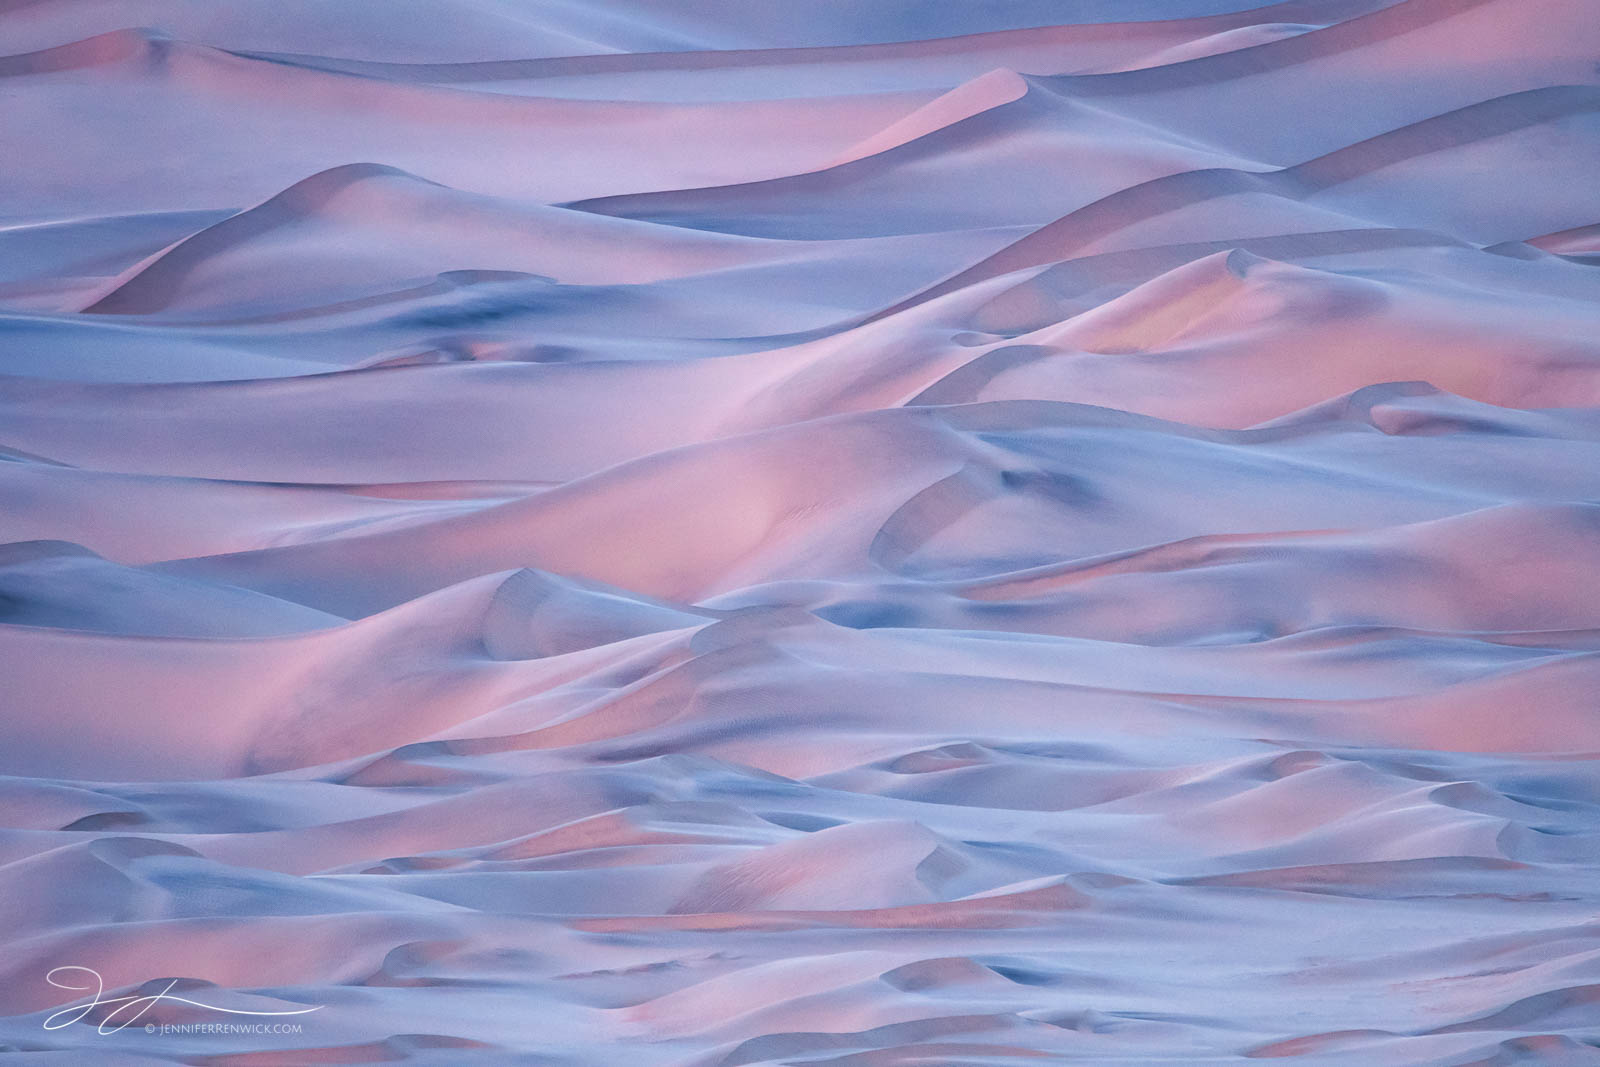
[2,1,1600,1062]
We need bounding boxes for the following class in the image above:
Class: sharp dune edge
[1,0,1599,1062]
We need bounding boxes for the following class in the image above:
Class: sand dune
[3,0,1599,1063]
[229,1,1397,102]
[82,163,790,316]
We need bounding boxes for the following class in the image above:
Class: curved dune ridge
[1,0,1599,1062]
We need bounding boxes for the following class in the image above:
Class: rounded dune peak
[0,539,103,566]
[0,26,179,76]
[1036,248,1272,354]
[265,162,439,214]
[80,160,781,316]
[482,567,713,660]
[826,67,1031,165]
[79,162,439,315]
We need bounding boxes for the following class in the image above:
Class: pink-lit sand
[3,1,1600,1062]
